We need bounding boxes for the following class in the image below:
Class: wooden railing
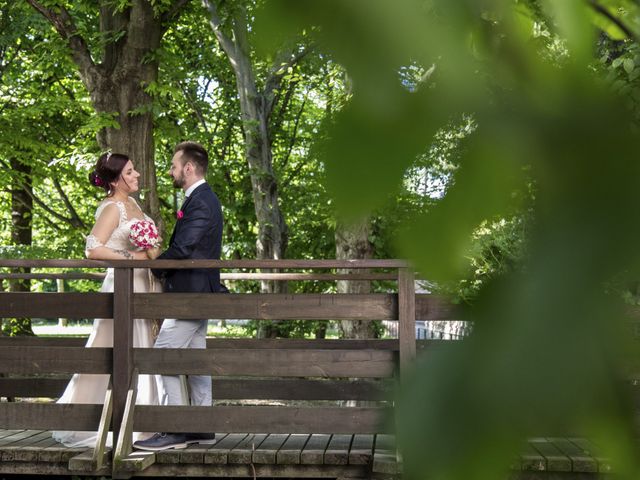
[0,259,460,476]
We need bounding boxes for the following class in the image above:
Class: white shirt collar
[185,178,206,198]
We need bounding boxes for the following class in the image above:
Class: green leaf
[623,58,635,74]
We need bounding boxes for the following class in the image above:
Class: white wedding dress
[52,199,161,448]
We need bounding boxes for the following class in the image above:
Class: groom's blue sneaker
[185,433,216,445]
[133,433,188,451]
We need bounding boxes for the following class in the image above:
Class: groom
[134,141,223,451]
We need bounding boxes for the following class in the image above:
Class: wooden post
[113,267,134,451]
[57,278,67,327]
[397,267,416,376]
[0,278,4,334]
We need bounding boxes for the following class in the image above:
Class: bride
[52,151,162,448]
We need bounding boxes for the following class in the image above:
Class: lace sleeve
[85,234,103,257]
[95,200,126,224]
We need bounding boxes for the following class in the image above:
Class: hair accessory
[94,176,103,186]
[105,151,113,163]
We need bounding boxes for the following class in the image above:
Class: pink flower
[177,210,184,219]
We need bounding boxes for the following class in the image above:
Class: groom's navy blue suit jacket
[152,182,223,293]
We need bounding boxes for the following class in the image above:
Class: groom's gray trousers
[154,318,211,406]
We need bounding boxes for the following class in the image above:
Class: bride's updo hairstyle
[89,152,130,196]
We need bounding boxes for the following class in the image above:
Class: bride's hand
[132,250,149,260]
[146,247,161,259]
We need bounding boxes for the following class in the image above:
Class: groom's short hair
[175,141,208,176]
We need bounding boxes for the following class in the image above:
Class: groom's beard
[172,171,185,189]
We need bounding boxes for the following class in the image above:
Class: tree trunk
[335,218,377,339]
[92,72,161,225]
[8,158,34,336]
[88,2,162,225]
[221,4,289,277]
[236,71,289,287]
[241,86,289,338]
[204,1,292,338]
[0,279,4,335]
[234,26,289,339]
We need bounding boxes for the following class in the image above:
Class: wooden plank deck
[0,429,612,478]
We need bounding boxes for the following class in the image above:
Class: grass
[28,319,346,338]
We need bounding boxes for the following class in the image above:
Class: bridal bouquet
[129,220,160,250]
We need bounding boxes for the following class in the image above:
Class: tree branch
[284,95,307,168]
[202,0,238,64]
[28,188,75,227]
[99,3,129,74]
[162,0,192,24]
[25,0,99,88]
[264,44,314,115]
[271,79,299,139]
[179,81,211,134]
[588,0,639,43]
[1,159,84,229]
[52,74,77,101]
[0,34,22,84]
[53,178,86,229]
[219,118,236,167]
[5,187,64,232]
[7,190,64,232]
[281,95,308,189]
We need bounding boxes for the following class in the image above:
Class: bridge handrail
[0,258,410,269]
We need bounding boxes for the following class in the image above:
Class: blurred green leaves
[586,0,640,40]
[318,88,444,216]
[256,0,640,479]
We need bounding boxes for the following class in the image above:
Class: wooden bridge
[0,259,626,479]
